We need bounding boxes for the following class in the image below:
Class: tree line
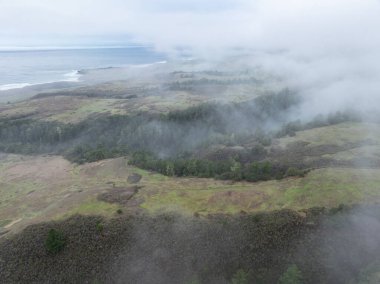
[0,89,300,157]
[128,151,307,182]
[0,90,356,182]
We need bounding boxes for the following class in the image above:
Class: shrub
[285,167,305,177]
[231,269,249,284]
[186,276,201,284]
[96,221,104,232]
[45,229,66,254]
[278,264,302,284]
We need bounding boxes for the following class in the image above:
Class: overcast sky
[1,1,380,117]
[1,0,380,53]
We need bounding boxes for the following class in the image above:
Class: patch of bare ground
[207,190,268,209]
[1,96,84,119]
[97,186,142,205]
[127,173,142,184]
[269,139,380,168]
[0,155,122,236]
[5,155,71,182]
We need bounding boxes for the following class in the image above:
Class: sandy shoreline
[0,62,169,103]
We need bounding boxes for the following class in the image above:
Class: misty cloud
[2,0,380,116]
[2,1,379,51]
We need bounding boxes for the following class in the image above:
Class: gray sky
[1,0,380,53]
[1,1,380,118]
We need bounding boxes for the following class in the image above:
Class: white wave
[0,70,82,91]
[131,60,168,68]
[63,70,81,82]
[0,83,32,91]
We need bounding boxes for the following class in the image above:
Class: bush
[45,229,66,254]
[231,269,249,284]
[186,276,201,284]
[278,264,302,284]
[96,221,104,232]
[285,167,305,177]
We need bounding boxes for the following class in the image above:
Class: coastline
[0,70,82,91]
[0,60,169,103]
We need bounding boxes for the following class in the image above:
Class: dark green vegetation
[129,151,307,181]
[279,265,303,284]
[1,89,298,152]
[45,229,66,254]
[276,111,361,138]
[0,89,359,182]
[2,205,380,283]
[167,77,263,91]
[231,269,250,284]
[1,90,298,156]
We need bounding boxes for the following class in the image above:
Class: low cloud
[2,0,380,116]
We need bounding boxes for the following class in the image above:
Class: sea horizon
[0,46,167,91]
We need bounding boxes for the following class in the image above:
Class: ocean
[0,47,167,91]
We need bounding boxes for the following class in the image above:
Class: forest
[0,89,359,181]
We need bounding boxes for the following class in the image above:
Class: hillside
[1,66,380,283]
[2,122,380,237]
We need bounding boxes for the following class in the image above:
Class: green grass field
[138,167,380,215]
[2,122,380,235]
[276,122,380,148]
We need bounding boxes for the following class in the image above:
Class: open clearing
[269,122,380,167]
[2,147,380,235]
[1,118,380,236]
[0,69,280,123]
[275,122,380,148]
